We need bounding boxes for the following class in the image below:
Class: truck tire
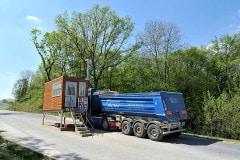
[102,118,110,131]
[121,121,133,135]
[147,124,163,141]
[133,122,147,138]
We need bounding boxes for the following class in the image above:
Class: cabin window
[79,82,86,96]
[52,81,61,97]
[65,81,77,107]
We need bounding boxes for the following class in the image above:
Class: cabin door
[64,81,77,108]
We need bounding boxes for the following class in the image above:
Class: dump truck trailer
[88,88,187,141]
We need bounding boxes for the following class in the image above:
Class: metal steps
[75,126,93,137]
[71,108,93,137]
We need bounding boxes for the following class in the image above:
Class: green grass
[9,88,44,113]
[0,135,53,160]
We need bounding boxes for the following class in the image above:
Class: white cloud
[228,24,233,28]
[26,16,40,22]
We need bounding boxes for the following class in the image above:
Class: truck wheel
[147,124,163,141]
[121,121,133,135]
[133,122,147,138]
[102,118,110,131]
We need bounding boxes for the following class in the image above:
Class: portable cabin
[42,76,88,127]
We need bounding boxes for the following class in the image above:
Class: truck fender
[133,120,147,130]
[122,118,133,127]
[146,121,161,130]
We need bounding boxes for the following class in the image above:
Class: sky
[1,0,240,99]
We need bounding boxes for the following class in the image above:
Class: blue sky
[1,0,240,99]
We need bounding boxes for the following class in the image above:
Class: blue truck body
[99,92,187,121]
[88,88,187,141]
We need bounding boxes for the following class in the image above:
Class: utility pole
[85,59,90,81]
[85,59,90,124]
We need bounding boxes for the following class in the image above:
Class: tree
[136,21,182,89]
[1,99,8,103]
[12,79,28,101]
[207,33,240,95]
[31,29,65,82]
[99,53,152,93]
[167,47,211,133]
[55,5,137,87]
[29,65,46,90]
[203,90,240,139]
[20,70,34,86]
[12,70,34,101]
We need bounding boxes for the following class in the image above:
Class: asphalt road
[0,110,240,160]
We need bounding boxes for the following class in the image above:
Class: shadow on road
[162,134,220,146]
[53,153,88,160]
[0,112,24,116]
[90,128,117,134]
[89,129,220,146]
[43,120,220,146]
[16,136,86,160]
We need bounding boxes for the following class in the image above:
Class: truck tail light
[166,110,173,116]
[181,110,187,115]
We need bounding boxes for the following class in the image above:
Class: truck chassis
[98,114,185,141]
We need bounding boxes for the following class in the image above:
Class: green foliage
[12,70,35,101]
[208,33,240,95]
[204,91,240,140]
[167,47,210,133]
[12,78,29,101]
[12,5,240,140]
[54,5,137,87]
[13,87,44,113]
[12,68,44,113]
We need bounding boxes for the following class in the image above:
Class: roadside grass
[184,133,240,144]
[8,101,43,114]
[9,89,44,113]
[0,135,53,160]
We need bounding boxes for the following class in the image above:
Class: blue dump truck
[88,88,187,141]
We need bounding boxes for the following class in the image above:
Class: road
[0,110,240,160]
